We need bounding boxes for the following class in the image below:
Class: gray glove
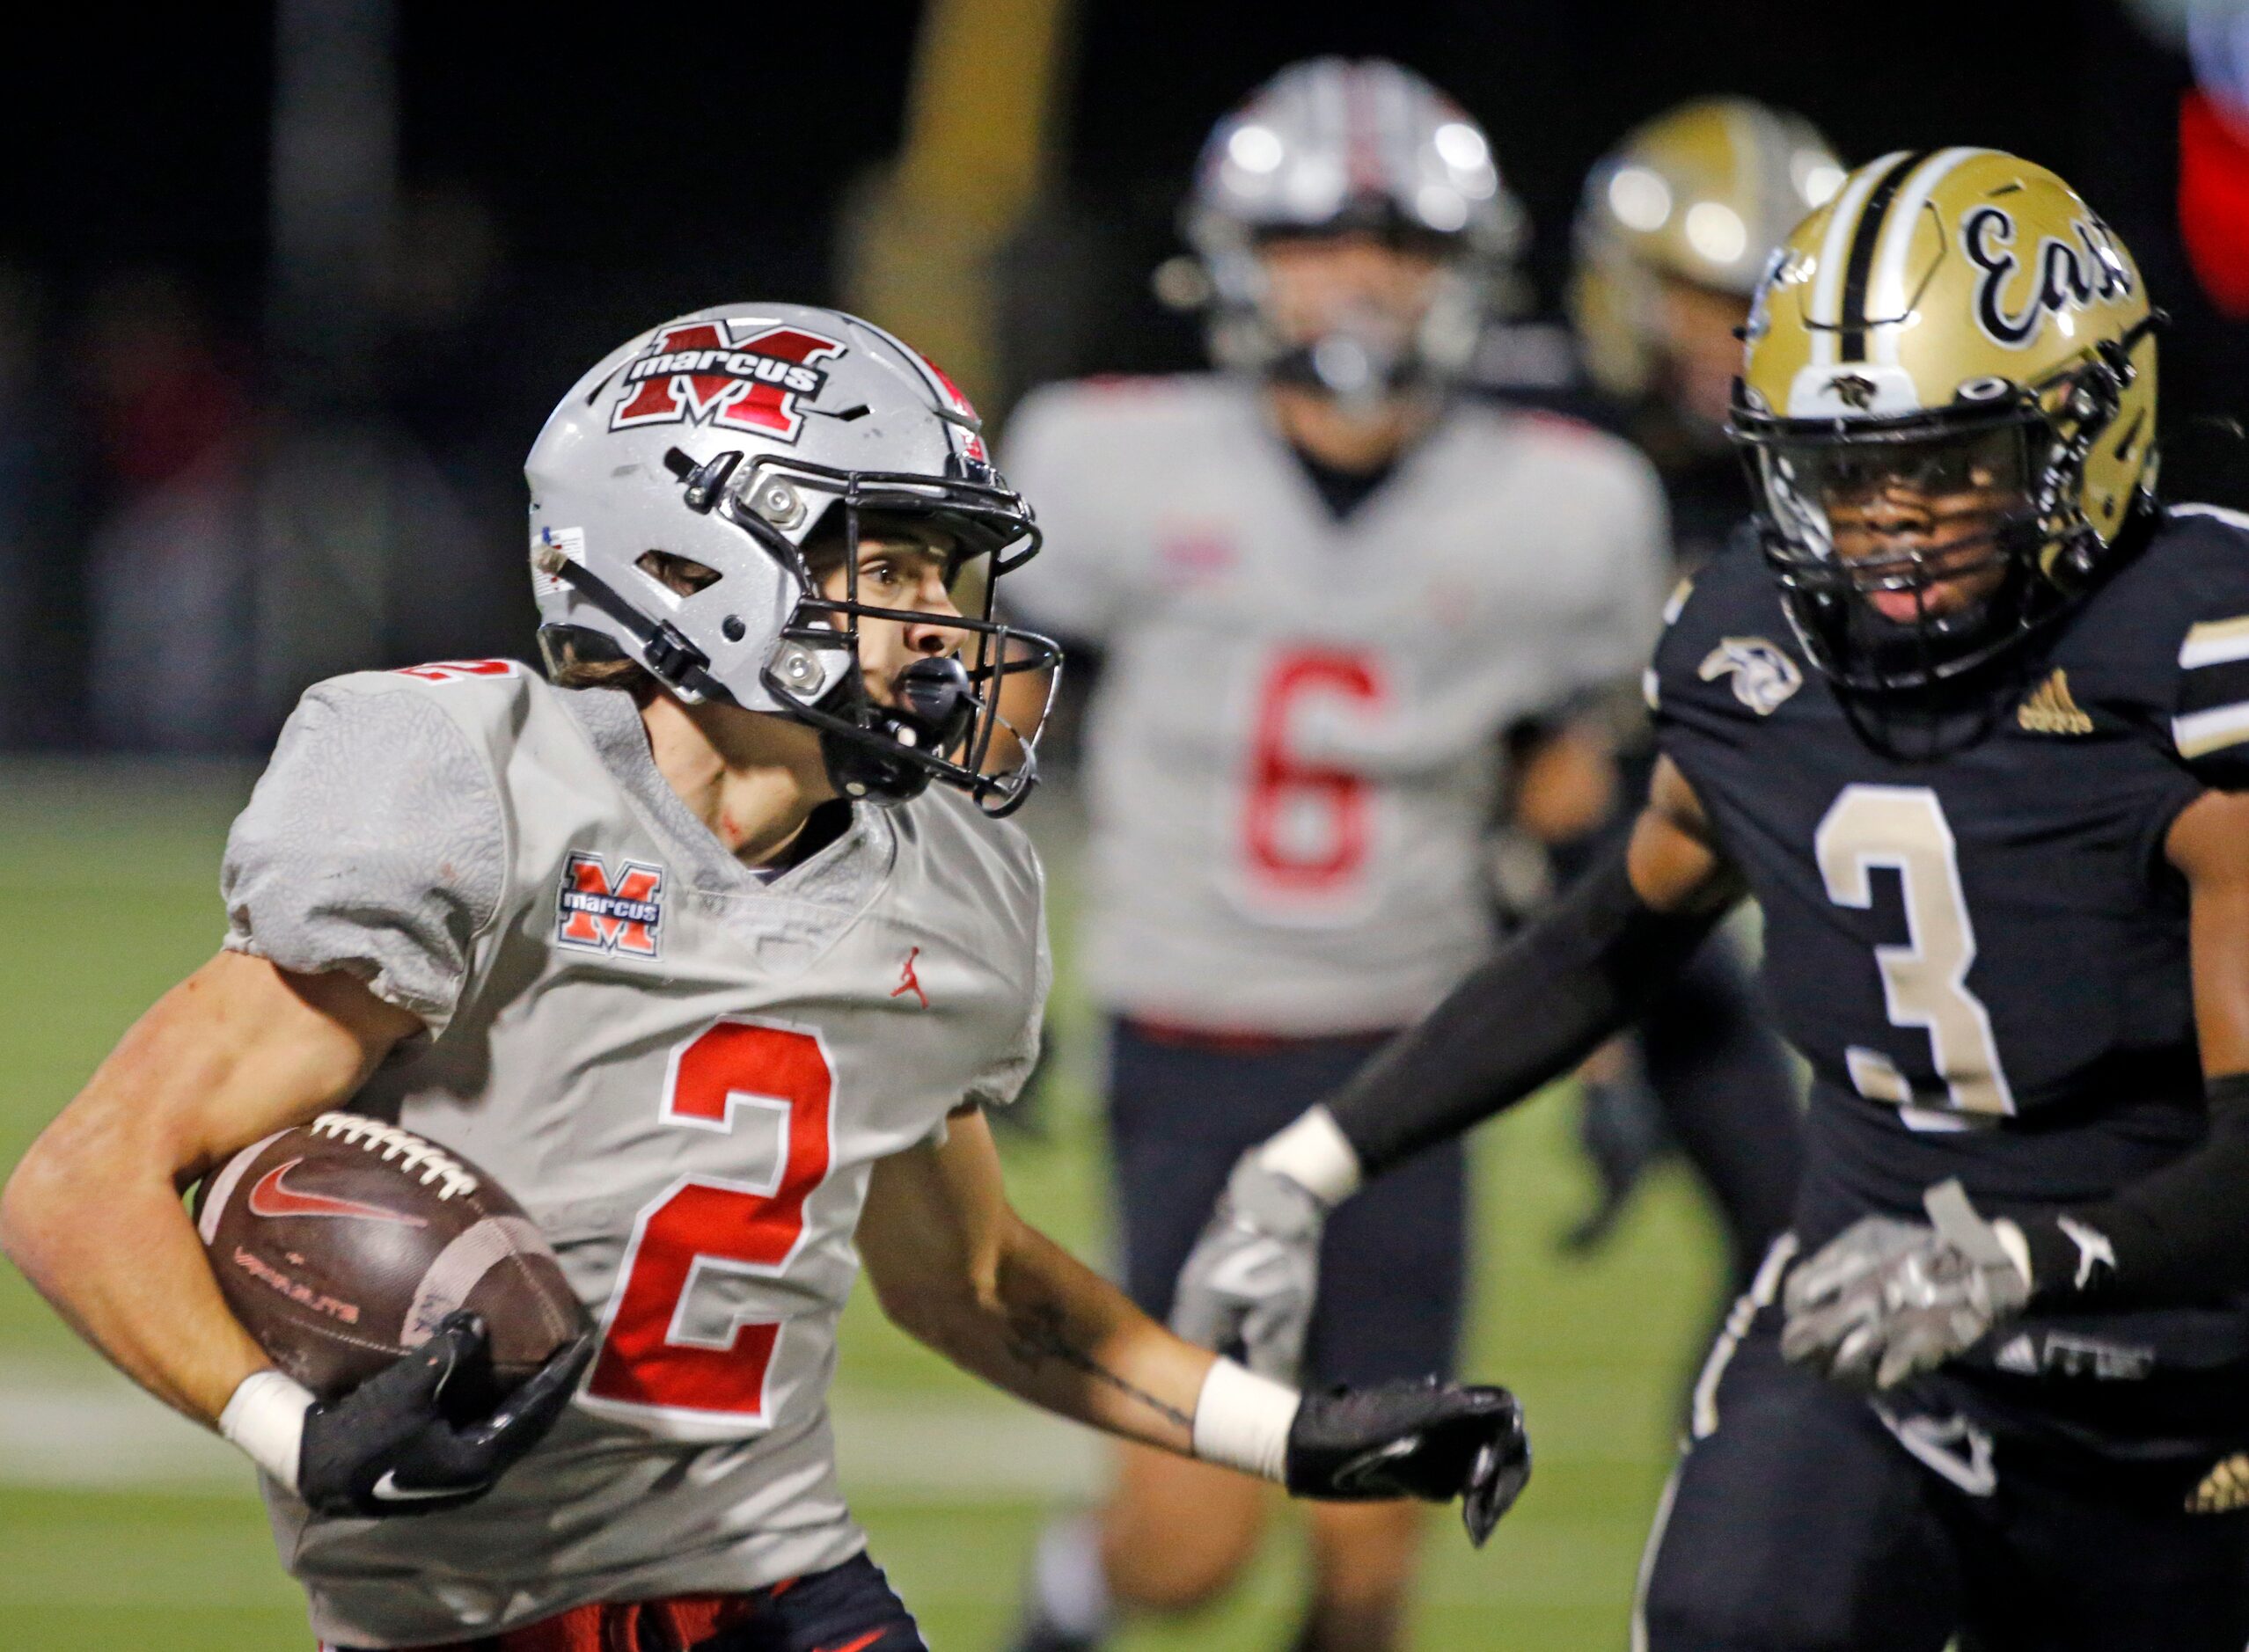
[1170,1150,1329,1381]
[1781,1180,2031,1392]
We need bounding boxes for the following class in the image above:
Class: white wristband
[219,1370,313,1491]
[1190,1358,1300,1484]
[1256,1107,1362,1204]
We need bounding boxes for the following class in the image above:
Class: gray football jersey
[221,664,1047,1648]
[1001,376,1668,1033]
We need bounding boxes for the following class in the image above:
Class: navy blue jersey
[1652,508,2249,1429]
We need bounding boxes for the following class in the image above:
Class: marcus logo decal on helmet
[1728,149,2161,694]
[526,303,1063,816]
[608,319,845,441]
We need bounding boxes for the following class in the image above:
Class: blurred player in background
[1,303,1527,1652]
[1000,60,1669,1652]
[1177,150,2249,1648]
[1491,99,1846,1282]
[1570,99,1848,563]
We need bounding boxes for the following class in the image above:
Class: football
[193,1113,585,1402]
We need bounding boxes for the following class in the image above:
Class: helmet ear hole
[634,551,722,596]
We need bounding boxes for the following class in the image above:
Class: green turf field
[0,759,1723,1651]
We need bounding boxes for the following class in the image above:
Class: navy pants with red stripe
[326,1553,925,1652]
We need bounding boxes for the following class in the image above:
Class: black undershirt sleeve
[2018,1073,2249,1306]
[1326,843,1729,1178]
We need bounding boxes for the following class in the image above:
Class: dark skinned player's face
[1827,467,2017,624]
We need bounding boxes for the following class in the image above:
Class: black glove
[1285,1378,1531,1546]
[297,1311,594,1517]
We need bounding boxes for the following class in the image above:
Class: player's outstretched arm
[1172,758,1743,1378]
[1779,789,2249,1393]
[1947,789,2249,1307]
[858,1108,1530,1545]
[0,950,420,1423]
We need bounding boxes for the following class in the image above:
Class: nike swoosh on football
[370,1469,461,1502]
[246,1159,429,1226]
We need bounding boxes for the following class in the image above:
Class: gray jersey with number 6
[1001,375,1669,1034]
[220,662,1048,1648]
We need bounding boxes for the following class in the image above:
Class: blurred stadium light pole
[839,0,1074,412]
[258,0,399,722]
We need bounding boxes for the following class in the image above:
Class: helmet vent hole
[635,551,722,596]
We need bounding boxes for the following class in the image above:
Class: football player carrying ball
[1,304,1527,1652]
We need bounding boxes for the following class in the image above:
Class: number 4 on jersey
[1815,785,2017,1120]
[583,1019,835,1425]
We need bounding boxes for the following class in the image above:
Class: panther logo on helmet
[1827,373,1878,411]
[608,319,845,442]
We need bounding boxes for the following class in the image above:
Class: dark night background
[0,0,2240,749]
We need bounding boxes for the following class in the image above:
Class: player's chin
[1867,588,1947,625]
[1858,559,2007,627]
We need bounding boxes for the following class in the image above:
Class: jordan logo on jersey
[2017,668,2094,735]
[556,852,665,958]
[890,946,928,1008]
[1698,637,1803,715]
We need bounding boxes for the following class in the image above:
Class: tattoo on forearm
[1006,1301,1194,1431]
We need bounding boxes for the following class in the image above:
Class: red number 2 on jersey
[584,1019,834,1424]
[1242,649,1387,907]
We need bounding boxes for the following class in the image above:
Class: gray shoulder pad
[222,680,509,1036]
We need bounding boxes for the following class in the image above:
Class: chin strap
[812,654,978,805]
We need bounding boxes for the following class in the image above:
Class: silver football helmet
[1181,57,1525,405]
[525,303,1060,815]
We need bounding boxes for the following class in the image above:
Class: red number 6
[1242,648,1385,905]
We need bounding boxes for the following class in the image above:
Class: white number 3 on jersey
[1815,785,2017,1122]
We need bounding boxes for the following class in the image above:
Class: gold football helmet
[1730,148,2160,691]
[1571,98,1845,408]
